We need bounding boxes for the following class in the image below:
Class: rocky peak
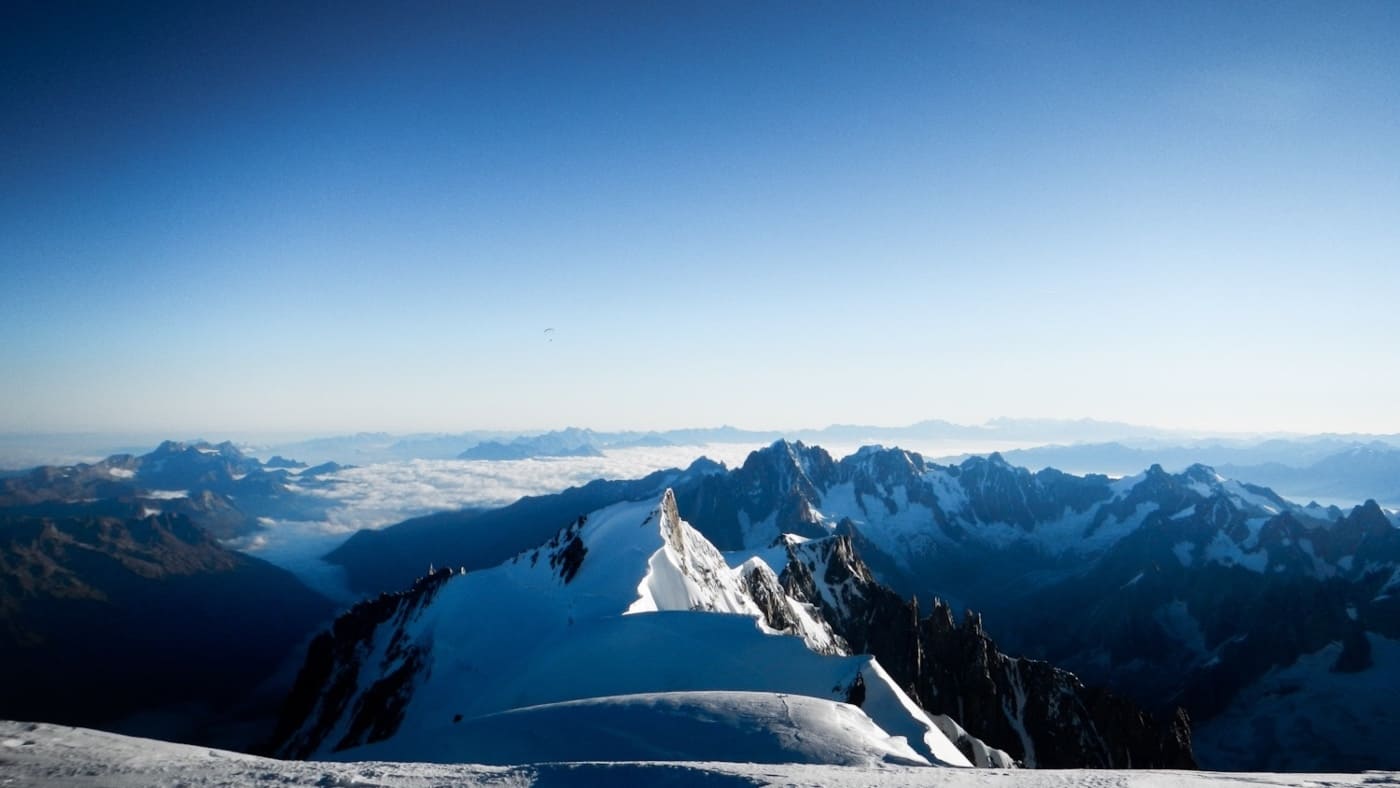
[1180,463,1221,485]
[961,609,985,637]
[1333,499,1400,570]
[953,453,1100,532]
[927,598,956,633]
[840,445,928,489]
[678,456,727,479]
[657,487,688,555]
[1350,499,1393,534]
[740,440,836,498]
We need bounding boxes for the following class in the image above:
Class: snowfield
[4,721,1399,788]
[337,691,930,767]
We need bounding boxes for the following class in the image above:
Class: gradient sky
[3,1,1398,435]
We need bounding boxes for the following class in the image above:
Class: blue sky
[2,1,1398,435]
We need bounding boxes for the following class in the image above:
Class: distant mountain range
[320,440,1400,770]
[0,439,344,539]
[965,439,1400,507]
[237,418,1273,465]
[458,427,609,460]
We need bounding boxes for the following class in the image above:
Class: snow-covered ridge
[271,489,972,767]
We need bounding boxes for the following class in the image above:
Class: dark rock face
[742,562,803,635]
[779,535,1196,769]
[844,671,866,707]
[547,516,589,584]
[266,568,455,758]
[950,454,1111,532]
[917,600,1194,769]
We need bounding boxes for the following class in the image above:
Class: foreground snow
[5,721,1398,788]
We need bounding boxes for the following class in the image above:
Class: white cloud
[142,490,189,500]
[244,444,765,598]
[298,443,766,534]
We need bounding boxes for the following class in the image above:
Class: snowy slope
[273,489,970,767]
[6,720,1399,788]
[339,691,928,766]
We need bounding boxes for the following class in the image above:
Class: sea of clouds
[235,443,766,601]
[297,443,769,533]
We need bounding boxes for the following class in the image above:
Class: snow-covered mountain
[321,440,1400,769]
[269,490,980,768]
[678,442,1317,563]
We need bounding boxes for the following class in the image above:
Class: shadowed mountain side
[0,510,336,741]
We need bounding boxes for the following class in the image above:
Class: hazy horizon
[5,412,1400,443]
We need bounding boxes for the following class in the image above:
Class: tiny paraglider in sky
[544,327,555,342]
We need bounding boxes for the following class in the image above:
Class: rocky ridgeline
[778,534,1195,768]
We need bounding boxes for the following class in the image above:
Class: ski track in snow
[4,721,1399,788]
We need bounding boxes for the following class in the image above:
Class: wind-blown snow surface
[6,721,1399,788]
[278,491,970,768]
[341,691,928,766]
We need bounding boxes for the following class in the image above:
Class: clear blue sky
[2,1,1397,435]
